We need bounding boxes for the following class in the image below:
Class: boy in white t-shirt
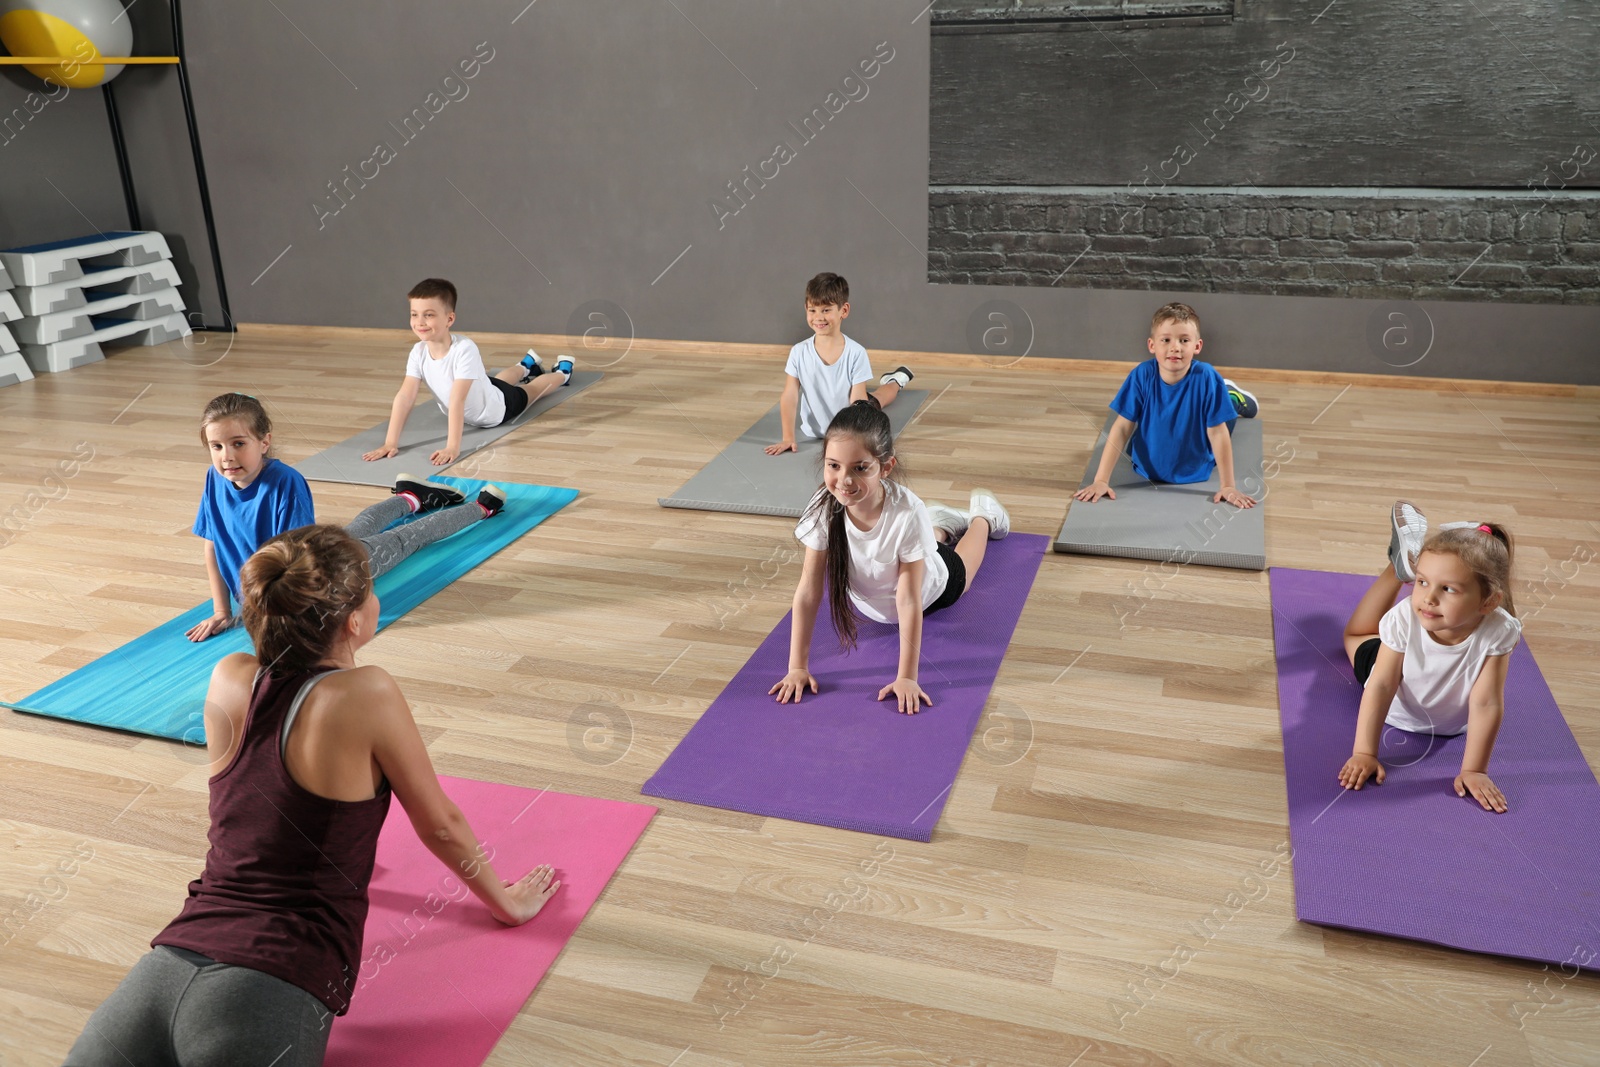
[765,272,915,455]
[363,278,574,467]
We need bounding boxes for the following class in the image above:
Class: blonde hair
[1418,522,1516,616]
[1151,302,1200,335]
[240,525,372,673]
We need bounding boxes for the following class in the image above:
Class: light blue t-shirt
[1110,358,1236,484]
[785,335,873,440]
[192,458,316,605]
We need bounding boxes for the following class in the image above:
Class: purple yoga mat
[643,534,1047,841]
[1271,567,1600,972]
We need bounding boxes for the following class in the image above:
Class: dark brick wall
[927,190,1600,305]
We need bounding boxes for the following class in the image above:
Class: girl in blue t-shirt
[188,393,508,641]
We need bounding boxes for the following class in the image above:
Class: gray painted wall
[8,1,1598,384]
[0,69,126,249]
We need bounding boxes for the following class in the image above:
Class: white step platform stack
[0,261,32,388]
[0,231,191,374]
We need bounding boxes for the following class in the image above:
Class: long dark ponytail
[800,400,900,651]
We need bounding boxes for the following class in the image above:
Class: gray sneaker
[1389,499,1427,581]
[925,501,970,542]
[968,488,1010,540]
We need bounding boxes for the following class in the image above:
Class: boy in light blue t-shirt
[1074,302,1259,509]
[764,272,915,455]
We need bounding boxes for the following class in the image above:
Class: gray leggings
[345,495,482,580]
[63,946,331,1067]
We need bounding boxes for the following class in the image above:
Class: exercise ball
[0,0,132,88]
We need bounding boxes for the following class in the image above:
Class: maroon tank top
[154,668,392,1015]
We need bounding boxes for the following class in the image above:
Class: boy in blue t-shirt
[1074,302,1260,509]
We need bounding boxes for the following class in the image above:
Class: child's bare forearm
[1460,703,1504,773]
[203,542,231,616]
[788,590,820,670]
[383,390,411,448]
[1351,683,1392,756]
[1094,422,1132,484]
[895,594,922,681]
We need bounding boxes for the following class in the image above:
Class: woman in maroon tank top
[64,525,560,1067]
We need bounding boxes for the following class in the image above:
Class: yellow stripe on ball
[0,8,117,88]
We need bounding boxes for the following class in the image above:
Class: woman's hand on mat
[1338,753,1385,790]
[363,445,401,461]
[770,669,818,703]
[1455,771,1508,813]
[430,447,460,466]
[185,613,238,642]
[878,677,932,714]
[1214,486,1257,508]
[498,864,562,925]
[764,440,798,455]
[1073,481,1115,503]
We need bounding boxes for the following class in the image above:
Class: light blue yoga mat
[3,478,576,742]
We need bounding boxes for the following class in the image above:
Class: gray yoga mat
[659,390,927,518]
[1053,413,1266,570]
[295,371,602,487]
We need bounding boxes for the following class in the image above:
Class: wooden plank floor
[2,326,1598,1067]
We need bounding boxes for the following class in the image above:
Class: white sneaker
[968,488,1010,540]
[1389,500,1427,581]
[879,365,913,388]
[925,502,970,542]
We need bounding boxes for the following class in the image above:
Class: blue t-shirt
[1109,359,1236,484]
[192,458,316,605]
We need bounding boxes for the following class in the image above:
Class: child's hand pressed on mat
[1213,485,1257,508]
[185,612,238,642]
[497,864,562,925]
[363,445,401,461]
[1455,770,1509,813]
[1073,481,1115,503]
[770,668,818,704]
[764,440,798,455]
[878,676,932,714]
[430,447,460,466]
[1338,752,1385,790]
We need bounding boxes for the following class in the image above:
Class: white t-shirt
[405,335,505,428]
[1374,600,1522,735]
[794,480,949,624]
[785,334,873,440]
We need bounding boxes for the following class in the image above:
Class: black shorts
[924,541,968,615]
[489,376,529,424]
[1353,636,1382,685]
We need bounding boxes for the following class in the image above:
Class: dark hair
[805,272,849,307]
[241,525,373,674]
[1417,522,1517,616]
[408,277,458,312]
[801,400,899,651]
[200,393,271,450]
[1151,301,1200,335]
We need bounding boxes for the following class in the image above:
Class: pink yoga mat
[324,777,655,1067]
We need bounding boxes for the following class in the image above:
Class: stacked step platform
[0,231,190,376]
[0,260,30,387]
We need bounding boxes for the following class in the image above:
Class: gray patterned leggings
[344,494,483,579]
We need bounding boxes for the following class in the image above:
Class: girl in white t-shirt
[1338,500,1522,812]
[770,401,1011,714]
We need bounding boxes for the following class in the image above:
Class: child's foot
[519,350,545,384]
[925,502,970,543]
[1389,499,1427,581]
[394,474,466,512]
[1224,378,1259,419]
[880,366,914,388]
[477,485,508,518]
[968,488,1010,540]
[554,356,575,385]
